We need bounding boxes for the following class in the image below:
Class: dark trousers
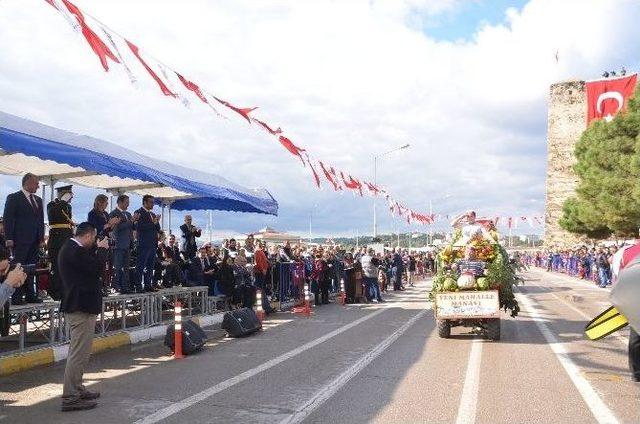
[163,263,183,288]
[392,267,403,290]
[315,279,329,305]
[630,328,640,381]
[48,246,62,300]
[136,246,156,291]
[112,249,131,292]
[11,242,39,303]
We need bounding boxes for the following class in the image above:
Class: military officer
[47,185,75,300]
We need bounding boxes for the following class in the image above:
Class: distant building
[251,226,301,245]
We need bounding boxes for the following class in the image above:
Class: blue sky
[1,0,639,240]
[417,0,529,42]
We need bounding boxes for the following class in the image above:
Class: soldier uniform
[47,185,74,300]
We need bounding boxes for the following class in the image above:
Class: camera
[98,235,116,248]
[9,262,37,275]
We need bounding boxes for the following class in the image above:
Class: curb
[0,313,224,377]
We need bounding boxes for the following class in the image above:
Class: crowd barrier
[0,286,211,356]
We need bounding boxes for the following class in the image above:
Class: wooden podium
[344,263,365,304]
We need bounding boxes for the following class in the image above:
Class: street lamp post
[373,143,410,238]
[428,194,450,245]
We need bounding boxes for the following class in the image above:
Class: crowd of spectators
[0,173,436,312]
[518,245,631,288]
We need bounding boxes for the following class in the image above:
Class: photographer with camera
[0,248,28,307]
[58,222,109,411]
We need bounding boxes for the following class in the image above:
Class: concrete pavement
[0,271,637,423]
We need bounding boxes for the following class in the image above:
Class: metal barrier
[275,262,294,309]
[1,286,210,356]
[0,301,65,353]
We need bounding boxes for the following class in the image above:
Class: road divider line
[135,307,388,424]
[533,284,629,348]
[278,308,430,424]
[455,338,483,424]
[517,292,619,424]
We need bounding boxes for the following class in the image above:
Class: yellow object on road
[585,306,628,341]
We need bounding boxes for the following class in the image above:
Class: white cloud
[0,0,638,237]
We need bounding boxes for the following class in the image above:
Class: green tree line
[561,86,640,239]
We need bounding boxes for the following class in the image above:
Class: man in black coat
[180,215,201,260]
[133,195,161,292]
[3,173,45,304]
[58,222,109,411]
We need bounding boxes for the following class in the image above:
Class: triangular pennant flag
[277,136,306,165]
[59,0,120,72]
[176,73,208,104]
[126,40,176,97]
[304,154,321,189]
[212,96,256,123]
[252,118,282,136]
[319,161,339,191]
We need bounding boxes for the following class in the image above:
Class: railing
[0,286,212,356]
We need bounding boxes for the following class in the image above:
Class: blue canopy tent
[0,111,278,230]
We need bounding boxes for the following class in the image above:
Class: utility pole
[373,143,410,238]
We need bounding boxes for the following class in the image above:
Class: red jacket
[254,249,269,275]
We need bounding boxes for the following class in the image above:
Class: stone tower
[545,80,587,247]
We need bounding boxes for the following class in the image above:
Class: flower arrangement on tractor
[432,213,520,317]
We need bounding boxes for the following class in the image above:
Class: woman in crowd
[291,250,307,305]
[87,194,119,237]
[217,254,236,303]
[310,252,327,306]
[233,248,251,286]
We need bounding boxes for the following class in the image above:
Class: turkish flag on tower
[586,74,637,125]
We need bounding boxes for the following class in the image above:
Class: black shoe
[79,390,100,400]
[61,399,98,412]
[26,297,43,304]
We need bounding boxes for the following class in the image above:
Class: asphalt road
[1,269,638,423]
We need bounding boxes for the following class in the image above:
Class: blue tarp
[0,111,278,215]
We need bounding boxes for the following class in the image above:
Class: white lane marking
[455,338,483,424]
[535,285,629,348]
[278,307,430,424]
[517,293,619,424]
[527,269,610,293]
[135,307,388,424]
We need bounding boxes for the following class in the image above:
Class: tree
[560,87,640,239]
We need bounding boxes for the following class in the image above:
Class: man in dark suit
[108,194,134,293]
[180,215,201,260]
[199,247,217,294]
[3,173,45,304]
[161,234,184,288]
[58,222,109,411]
[133,195,161,292]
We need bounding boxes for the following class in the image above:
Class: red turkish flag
[176,73,208,104]
[212,97,256,123]
[253,118,282,135]
[127,41,176,97]
[304,154,321,188]
[277,136,305,164]
[319,161,339,191]
[586,74,637,125]
[52,0,120,72]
